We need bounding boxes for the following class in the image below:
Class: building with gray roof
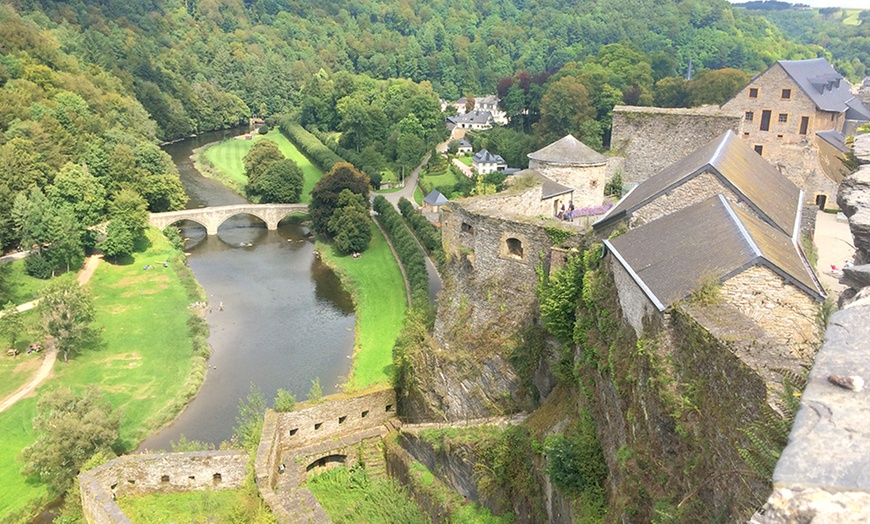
[594,130,803,239]
[527,134,608,210]
[722,57,869,198]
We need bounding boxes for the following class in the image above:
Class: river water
[137,129,354,450]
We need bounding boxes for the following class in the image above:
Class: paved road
[0,254,102,413]
[0,251,28,265]
[814,209,855,295]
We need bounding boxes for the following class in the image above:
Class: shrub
[276,116,344,172]
[373,195,429,309]
[397,197,444,267]
[274,389,296,412]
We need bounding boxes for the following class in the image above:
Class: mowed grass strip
[202,129,323,202]
[116,489,273,523]
[0,229,203,521]
[318,224,407,390]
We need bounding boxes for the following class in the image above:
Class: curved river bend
[138,129,353,450]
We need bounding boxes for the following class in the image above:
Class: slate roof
[457,139,472,148]
[509,169,573,199]
[779,59,862,114]
[450,110,493,125]
[528,135,607,166]
[816,130,850,153]
[593,130,802,238]
[846,97,870,122]
[473,149,506,165]
[604,195,824,311]
[423,189,449,207]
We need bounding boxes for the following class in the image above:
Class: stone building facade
[721,58,869,198]
[609,105,743,185]
[719,266,821,358]
[630,172,735,227]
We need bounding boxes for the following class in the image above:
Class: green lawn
[0,229,204,521]
[457,155,473,167]
[0,259,73,305]
[414,185,424,206]
[117,489,275,523]
[201,129,323,202]
[420,168,460,194]
[842,9,862,25]
[307,466,430,524]
[0,309,44,400]
[318,224,407,390]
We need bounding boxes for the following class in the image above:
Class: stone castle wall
[610,105,742,185]
[719,265,821,358]
[80,451,248,524]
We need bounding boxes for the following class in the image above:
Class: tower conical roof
[528,135,607,166]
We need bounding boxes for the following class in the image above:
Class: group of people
[557,201,575,222]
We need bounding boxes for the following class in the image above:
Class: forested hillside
[736,4,869,80]
[0,0,831,253]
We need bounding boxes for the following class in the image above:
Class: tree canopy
[309,162,371,237]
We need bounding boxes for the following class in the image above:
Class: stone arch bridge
[149,204,308,235]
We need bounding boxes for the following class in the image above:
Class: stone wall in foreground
[80,450,248,524]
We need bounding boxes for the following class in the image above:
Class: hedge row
[397,197,444,267]
[308,127,382,188]
[276,116,344,172]
[373,195,429,309]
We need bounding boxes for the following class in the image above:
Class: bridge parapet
[149,204,308,235]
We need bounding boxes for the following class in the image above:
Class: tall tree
[249,158,304,203]
[243,139,284,186]
[21,386,119,494]
[308,162,370,237]
[328,189,372,255]
[38,279,97,362]
[1,301,23,351]
[536,76,596,143]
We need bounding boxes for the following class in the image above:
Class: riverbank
[0,229,208,522]
[193,129,323,202]
[317,225,407,390]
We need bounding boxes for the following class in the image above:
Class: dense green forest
[736,4,869,80]
[0,0,841,254]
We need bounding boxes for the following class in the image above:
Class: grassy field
[0,309,44,399]
[0,229,204,522]
[201,129,323,202]
[420,168,460,194]
[307,466,430,524]
[457,155,473,166]
[842,9,862,25]
[318,224,407,390]
[0,260,74,305]
[117,489,275,523]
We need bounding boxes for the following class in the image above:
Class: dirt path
[0,254,102,413]
[814,210,855,295]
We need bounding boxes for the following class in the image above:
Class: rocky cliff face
[837,133,870,306]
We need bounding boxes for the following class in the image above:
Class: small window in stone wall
[161,475,170,483]
[590,179,598,189]
[781,88,791,99]
[111,482,118,490]
[339,416,347,424]
[289,428,298,436]
[128,479,136,485]
[778,113,788,123]
[749,87,758,98]
[361,410,369,418]
[314,422,322,430]
[385,404,393,412]
[213,473,222,484]
[507,238,523,258]
[745,111,754,121]
[461,222,474,234]
[189,475,195,481]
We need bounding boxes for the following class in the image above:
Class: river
[137,129,354,450]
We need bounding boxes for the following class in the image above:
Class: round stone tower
[527,135,608,208]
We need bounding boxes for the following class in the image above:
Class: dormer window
[749,88,758,99]
[781,88,791,100]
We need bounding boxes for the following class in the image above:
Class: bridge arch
[214,211,270,232]
[160,218,208,233]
